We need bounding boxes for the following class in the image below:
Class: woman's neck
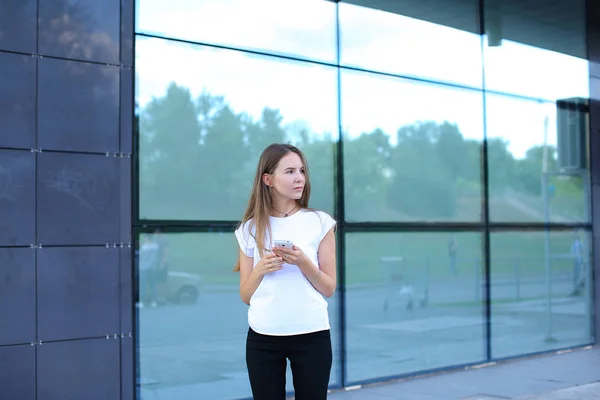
[271,199,300,217]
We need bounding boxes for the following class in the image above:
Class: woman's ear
[262,173,271,188]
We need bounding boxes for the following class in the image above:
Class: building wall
[0,1,134,399]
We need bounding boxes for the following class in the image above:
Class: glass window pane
[339,1,482,88]
[136,0,337,63]
[135,231,341,399]
[486,94,591,223]
[490,230,593,359]
[345,232,485,383]
[137,37,337,220]
[483,0,588,100]
[342,70,483,222]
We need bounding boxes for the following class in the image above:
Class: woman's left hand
[273,245,308,267]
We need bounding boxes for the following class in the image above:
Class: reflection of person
[233,143,337,400]
[153,228,169,305]
[571,231,585,296]
[139,234,159,308]
[448,238,458,275]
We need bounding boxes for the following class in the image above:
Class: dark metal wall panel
[0,0,135,398]
[37,338,121,400]
[0,52,36,150]
[0,1,37,53]
[0,249,36,346]
[38,0,120,64]
[0,345,36,400]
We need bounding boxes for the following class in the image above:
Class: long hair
[233,143,311,272]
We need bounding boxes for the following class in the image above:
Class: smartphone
[273,240,294,249]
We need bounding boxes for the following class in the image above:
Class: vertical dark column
[120,0,135,398]
[0,0,134,399]
[587,0,600,342]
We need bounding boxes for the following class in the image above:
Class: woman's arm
[298,227,337,298]
[239,250,261,305]
[239,250,283,304]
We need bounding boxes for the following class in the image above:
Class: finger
[277,249,292,256]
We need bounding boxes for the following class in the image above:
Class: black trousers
[246,328,332,400]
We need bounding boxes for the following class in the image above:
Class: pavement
[326,346,600,400]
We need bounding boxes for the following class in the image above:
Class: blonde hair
[233,143,311,272]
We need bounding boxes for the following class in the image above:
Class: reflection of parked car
[135,249,202,305]
[167,271,202,304]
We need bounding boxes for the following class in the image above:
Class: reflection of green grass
[164,232,239,285]
[156,230,581,286]
[345,232,577,285]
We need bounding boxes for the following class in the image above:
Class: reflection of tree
[138,82,586,221]
[140,84,203,217]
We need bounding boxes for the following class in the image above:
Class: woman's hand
[254,252,284,277]
[273,245,309,268]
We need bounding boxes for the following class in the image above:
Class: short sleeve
[318,212,337,244]
[234,221,256,257]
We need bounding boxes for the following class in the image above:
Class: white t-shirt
[235,208,336,336]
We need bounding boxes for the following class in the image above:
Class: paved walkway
[325,346,600,400]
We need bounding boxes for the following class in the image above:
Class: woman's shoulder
[306,208,333,217]
[299,209,336,241]
[235,218,256,235]
[301,208,336,224]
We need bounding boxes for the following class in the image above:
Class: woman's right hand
[254,252,284,277]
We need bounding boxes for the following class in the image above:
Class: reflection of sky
[135,37,339,138]
[135,0,589,159]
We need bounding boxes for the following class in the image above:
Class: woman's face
[269,152,305,200]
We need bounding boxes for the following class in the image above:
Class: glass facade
[134,1,594,400]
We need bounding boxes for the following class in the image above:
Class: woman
[233,143,337,400]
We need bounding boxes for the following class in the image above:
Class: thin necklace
[272,204,300,217]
